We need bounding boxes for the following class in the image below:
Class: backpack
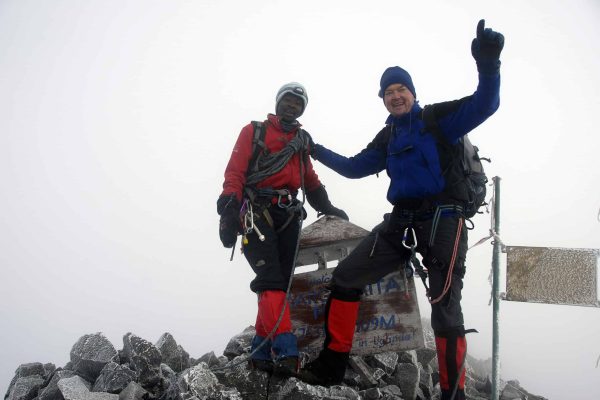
[373,98,489,219]
[421,100,489,218]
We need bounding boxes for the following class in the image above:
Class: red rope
[429,218,464,304]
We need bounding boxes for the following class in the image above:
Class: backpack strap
[248,121,268,174]
[420,99,471,204]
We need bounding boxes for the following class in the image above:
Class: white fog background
[1,1,599,399]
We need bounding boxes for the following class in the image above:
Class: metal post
[491,176,501,400]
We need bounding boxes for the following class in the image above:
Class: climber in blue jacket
[299,20,504,400]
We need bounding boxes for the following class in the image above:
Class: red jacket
[221,114,322,202]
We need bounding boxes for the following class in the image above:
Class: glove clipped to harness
[471,19,504,75]
[306,185,349,221]
[217,194,241,248]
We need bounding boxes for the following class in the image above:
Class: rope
[429,217,464,304]
[245,130,310,187]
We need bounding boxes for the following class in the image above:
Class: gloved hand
[306,185,349,220]
[217,194,241,248]
[471,19,504,74]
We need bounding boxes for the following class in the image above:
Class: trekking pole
[491,176,502,400]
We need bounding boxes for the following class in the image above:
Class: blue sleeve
[439,72,501,142]
[313,143,386,179]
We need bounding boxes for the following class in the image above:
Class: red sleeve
[303,156,323,192]
[221,124,254,202]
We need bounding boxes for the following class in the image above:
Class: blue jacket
[313,72,500,205]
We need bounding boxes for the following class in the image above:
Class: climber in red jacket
[217,82,347,377]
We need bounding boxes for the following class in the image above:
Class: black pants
[243,205,303,293]
[332,210,468,332]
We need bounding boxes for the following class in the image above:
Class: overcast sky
[1,0,599,398]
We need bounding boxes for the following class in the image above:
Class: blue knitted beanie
[378,66,416,99]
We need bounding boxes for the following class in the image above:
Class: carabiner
[277,190,293,209]
[402,227,417,250]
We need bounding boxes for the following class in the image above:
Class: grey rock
[5,363,48,400]
[57,376,90,400]
[43,364,57,380]
[16,363,47,379]
[196,352,220,369]
[92,362,137,394]
[417,362,432,398]
[500,380,548,400]
[367,352,399,376]
[358,387,382,400]
[372,368,386,382]
[391,362,419,400]
[214,356,269,399]
[415,348,437,367]
[70,333,118,382]
[348,356,377,388]
[158,364,182,400]
[38,370,77,400]
[380,384,404,400]
[118,382,148,400]
[179,363,242,400]
[414,386,426,400]
[57,376,118,400]
[329,385,360,400]
[6,376,45,400]
[122,333,162,390]
[341,368,361,388]
[156,333,190,373]
[274,378,329,400]
[222,327,254,360]
[397,350,417,366]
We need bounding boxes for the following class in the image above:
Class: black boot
[272,356,299,378]
[298,348,349,386]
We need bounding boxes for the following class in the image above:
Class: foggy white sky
[1,0,599,399]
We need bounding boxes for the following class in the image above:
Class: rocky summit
[4,324,547,400]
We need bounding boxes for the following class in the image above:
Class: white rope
[474,180,508,305]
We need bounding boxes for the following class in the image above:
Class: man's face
[276,94,304,122]
[383,83,415,117]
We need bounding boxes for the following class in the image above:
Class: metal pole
[491,176,501,400]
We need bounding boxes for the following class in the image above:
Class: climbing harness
[397,206,465,305]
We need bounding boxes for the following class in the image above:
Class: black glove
[217,194,240,248]
[471,19,504,75]
[306,185,349,220]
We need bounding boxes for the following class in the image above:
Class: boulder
[156,334,190,373]
[92,362,137,394]
[121,333,162,390]
[5,376,45,400]
[38,369,77,400]
[390,362,419,400]
[222,327,254,360]
[70,333,118,382]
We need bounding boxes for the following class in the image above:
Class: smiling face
[383,83,415,117]
[276,93,305,122]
